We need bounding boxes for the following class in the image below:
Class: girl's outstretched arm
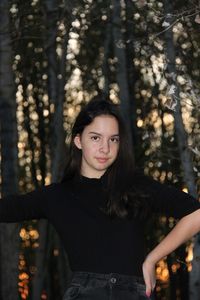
[0,183,57,222]
[143,208,200,297]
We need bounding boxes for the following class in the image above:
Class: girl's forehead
[86,115,119,130]
[92,114,117,124]
[88,115,118,126]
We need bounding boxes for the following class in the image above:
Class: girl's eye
[91,136,100,141]
[110,137,119,143]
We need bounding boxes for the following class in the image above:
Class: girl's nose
[100,140,110,153]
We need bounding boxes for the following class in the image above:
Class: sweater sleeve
[0,183,56,223]
[134,170,200,219]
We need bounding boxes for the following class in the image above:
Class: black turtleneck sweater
[0,171,199,276]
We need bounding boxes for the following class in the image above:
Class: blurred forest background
[0,0,200,299]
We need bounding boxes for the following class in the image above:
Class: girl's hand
[142,258,156,298]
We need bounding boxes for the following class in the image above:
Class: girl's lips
[96,158,109,163]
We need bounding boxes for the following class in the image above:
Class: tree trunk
[49,5,71,297]
[31,1,60,298]
[32,2,71,298]
[0,1,19,299]
[112,0,133,147]
[125,0,139,160]
[102,17,112,98]
[163,1,200,299]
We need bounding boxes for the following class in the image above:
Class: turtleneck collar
[73,169,108,187]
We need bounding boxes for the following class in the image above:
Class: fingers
[145,287,154,298]
[142,259,156,298]
[145,288,151,298]
[145,282,155,298]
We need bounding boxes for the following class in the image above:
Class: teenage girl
[0,97,200,300]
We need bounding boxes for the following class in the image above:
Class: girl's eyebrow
[88,131,119,137]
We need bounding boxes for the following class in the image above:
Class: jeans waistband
[71,271,145,287]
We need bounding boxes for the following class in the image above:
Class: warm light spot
[72,19,80,28]
[141,90,147,96]
[137,119,143,127]
[134,58,140,66]
[186,243,194,263]
[43,94,48,101]
[20,228,29,240]
[18,282,24,287]
[32,242,39,248]
[156,266,162,275]
[134,13,140,20]
[156,259,169,282]
[18,142,25,149]
[182,187,188,193]
[45,175,51,185]
[27,84,33,91]
[30,112,38,121]
[54,249,59,256]
[36,174,42,181]
[188,264,192,272]
[162,268,169,280]
[29,229,39,240]
[41,293,48,299]
[15,54,21,60]
[68,38,79,52]
[19,260,26,267]
[42,74,48,80]
[163,113,174,126]
[43,109,49,117]
[68,107,75,117]
[19,272,29,280]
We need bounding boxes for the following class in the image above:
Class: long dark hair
[62,96,148,219]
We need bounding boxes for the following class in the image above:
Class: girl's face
[74,114,120,178]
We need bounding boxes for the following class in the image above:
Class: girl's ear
[74,134,82,150]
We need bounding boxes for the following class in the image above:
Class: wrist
[144,253,158,265]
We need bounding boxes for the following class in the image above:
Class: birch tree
[163,1,200,299]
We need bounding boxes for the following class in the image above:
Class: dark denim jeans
[63,271,155,300]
